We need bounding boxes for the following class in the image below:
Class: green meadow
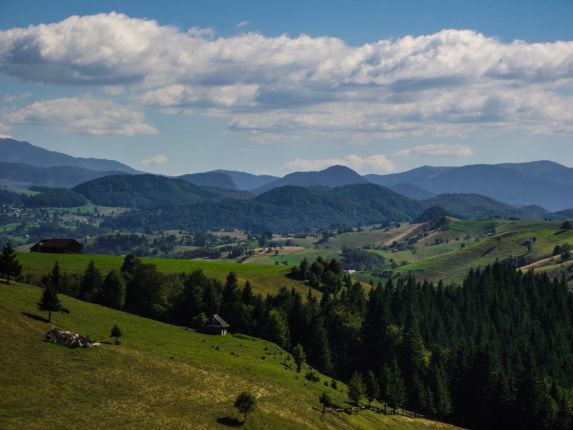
[0,283,459,430]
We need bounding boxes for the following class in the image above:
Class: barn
[31,239,83,254]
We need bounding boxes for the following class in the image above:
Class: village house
[203,314,230,335]
[30,239,83,254]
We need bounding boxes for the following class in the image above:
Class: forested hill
[423,193,548,220]
[179,172,237,190]
[101,182,546,233]
[73,174,216,208]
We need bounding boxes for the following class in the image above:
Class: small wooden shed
[203,314,230,335]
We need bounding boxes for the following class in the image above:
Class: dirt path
[383,224,420,246]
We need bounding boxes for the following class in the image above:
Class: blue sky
[1,0,572,175]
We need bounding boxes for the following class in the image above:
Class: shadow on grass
[22,311,48,323]
[217,417,243,427]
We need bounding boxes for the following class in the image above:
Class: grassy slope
[396,222,573,283]
[0,283,458,430]
[17,253,307,297]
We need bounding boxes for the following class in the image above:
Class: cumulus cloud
[141,154,168,165]
[282,154,396,173]
[396,143,475,157]
[0,13,572,139]
[236,20,250,28]
[7,97,157,136]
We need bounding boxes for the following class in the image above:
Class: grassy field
[17,253,308,297]
[0,283,459,430]
[396,224,573,284]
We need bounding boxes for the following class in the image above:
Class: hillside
[214,170,278,191]
[393,220,573,284]
[0,162,130,189]
[422,193,547,220]
[254,166,367,194]
[16,252,309,297]
[388,183,435,200]
[0,283,458,430]
[73,174,216,208]
[0,138,139,173]
[101,183,548,233]
[180,172,237,190]
[367,162,573,211]
[104,184,421,233]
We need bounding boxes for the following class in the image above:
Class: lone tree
[319,392,332,414]
[292,343,306,373]
[110,324,123,345]
[234,391,257,423]
[348,372,366,409]
[37,286,62,322]
[0,243,22,284]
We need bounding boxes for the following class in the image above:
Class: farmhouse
[203,314,230,335]
[31,239,83,254]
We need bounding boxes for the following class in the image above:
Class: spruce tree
[365,370,380,406]
[79,260,102,302]
[110,324,123,345]
[292,343,306,373]
[319,392,332,414]
[100,270,125,309]
[37,286,62,322]
[348,372,366,408]
[0,243,22,284]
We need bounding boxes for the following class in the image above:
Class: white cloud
[0,13,572,139]
[396,143,475,157]
[7,97,157,136]
[141,154,168,165]
[282,154,396,173]
[236,20,250,28]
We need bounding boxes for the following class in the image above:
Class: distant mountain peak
[0,138,140,174]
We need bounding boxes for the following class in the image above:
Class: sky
[0,0,572,175]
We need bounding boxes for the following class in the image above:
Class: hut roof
[205,314,230,329]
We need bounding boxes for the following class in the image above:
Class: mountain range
[2,138,572,215]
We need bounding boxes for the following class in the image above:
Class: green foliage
[100,270,125,309]
[0,243,22,284]
[365,370,380,406]
[292,343,306,373]
[110,324,123,344]
[342,247,385,271]
[348,372,366,407]
[73,174,215,208]
[319,391,332,414]
[233,391,257,422]
[25,188,87,208]
[37,286,61,322]
[79,261,102,302]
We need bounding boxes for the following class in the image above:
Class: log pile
[45,328,99,348]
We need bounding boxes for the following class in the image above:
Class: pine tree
[110,324,123,345]
[0,243,22,284]
[100,270,125,309]
[319,392,332,414]
[365,370,380,406]
[348,372,366,408]
[382,359,407,414]
[37,286,62,322]
[292,343,306,372]
[221,272,243,328]
[46,261,61,290]
[79,260,103,302]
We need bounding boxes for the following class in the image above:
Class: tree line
[32,253,573,429]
